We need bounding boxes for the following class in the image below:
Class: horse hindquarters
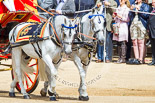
[9,47,30,99]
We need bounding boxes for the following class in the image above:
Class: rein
[78,32,96,40]
[28,0,54,16]
[49,21,63,48]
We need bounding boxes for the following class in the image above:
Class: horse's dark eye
[64,33,66,37]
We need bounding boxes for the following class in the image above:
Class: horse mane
[52,15,68,40]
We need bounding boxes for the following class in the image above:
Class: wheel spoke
[29,63,37,67]
[16,83,20,89]
[24,73,29,89]
[26,79,29,89]
[25,73,33,84]
[33,72,36,75]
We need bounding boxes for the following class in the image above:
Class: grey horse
[40,6,105,101]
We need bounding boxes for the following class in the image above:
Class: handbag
[112,23,119,35]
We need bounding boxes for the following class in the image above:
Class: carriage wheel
[11,59,39,94]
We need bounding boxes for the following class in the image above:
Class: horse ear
[92,8,95,14]
[98,6,103,14]
[64,18,67,25]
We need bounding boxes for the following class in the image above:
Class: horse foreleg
[42,54,57,101]
[73,55,89,101]
[40,60,61,97]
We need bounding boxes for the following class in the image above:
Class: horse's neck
[52,16,63,41]
[47,17,62,42]
[81,13,94,41]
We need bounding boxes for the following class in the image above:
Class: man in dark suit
[97,0,117,63]
[37,0,57,19]
[148,0,155,65]
[55,0,75,18]
[37,0,75,19]
[74,0,95,17]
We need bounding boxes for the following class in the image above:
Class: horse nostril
[99,40,104,46]
[100,40,104,43]
[65,51,72,55]
[102,40,104,43]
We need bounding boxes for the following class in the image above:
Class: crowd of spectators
[36,0,154,65]
[3,0,154,65]
[95,0,155,66]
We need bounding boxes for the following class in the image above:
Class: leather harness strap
[31,43,42,58]
[81,52,91,66]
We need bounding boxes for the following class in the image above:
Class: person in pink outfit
[113,0,130,63]
[129,0,152,64]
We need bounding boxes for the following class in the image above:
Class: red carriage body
[0,0,40,59]
[0,0,40,24]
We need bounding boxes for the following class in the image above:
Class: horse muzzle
[63,42,73,55]
[98,40,104,46]
[64,48,72,55]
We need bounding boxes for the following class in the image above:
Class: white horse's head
[54,16,77,54]
[61,18,77,54]
[89,6,105,45]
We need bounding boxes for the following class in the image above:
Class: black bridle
[61,23,77,45]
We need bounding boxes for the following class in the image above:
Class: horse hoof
[49,96,57,101]
[79,96,89,101]
[40,89,47,97]
[48,90,53,96]
[48,90,58,101]
[9,92,15,97]
[23,95,30,99]
[48,90,59,98]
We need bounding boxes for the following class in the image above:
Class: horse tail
[20,52,48,81]
[12,51,35,81]
[20,52,35,76]
[38,59,48,81]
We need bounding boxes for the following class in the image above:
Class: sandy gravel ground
[0,58,155,103]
